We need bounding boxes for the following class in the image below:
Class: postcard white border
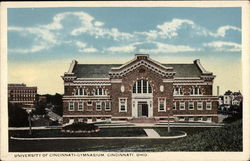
[1,1,250,161]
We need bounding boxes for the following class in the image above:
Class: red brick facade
[8,83,37,107]
[62,54,219,124]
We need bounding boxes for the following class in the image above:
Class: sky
[7,7,242,95]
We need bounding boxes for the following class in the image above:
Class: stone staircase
[129,117,158,124]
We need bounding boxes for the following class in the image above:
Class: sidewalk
[143,129,160,138]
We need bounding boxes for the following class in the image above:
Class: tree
[8,102,29,127]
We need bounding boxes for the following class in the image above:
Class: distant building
[8,83,37,107]
[62,54,219,124]
[219,90,243,109]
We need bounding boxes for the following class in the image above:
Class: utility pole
[28,109,32,135]
[167,107,171,133]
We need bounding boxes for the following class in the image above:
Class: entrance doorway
[138,101,148,117]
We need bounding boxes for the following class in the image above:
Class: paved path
[143,128,160,138]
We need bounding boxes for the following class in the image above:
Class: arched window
[173,87,183,95]
[133,80,152,94]
[75,88,87,96]
[191,87,202,95]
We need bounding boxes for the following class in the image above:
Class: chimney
[217,86,220,96]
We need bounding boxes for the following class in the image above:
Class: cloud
[203,41,241,52]
[139,42,200,53]
[106,44,136,53]
[75,41,98,53]
[156,19,195,39]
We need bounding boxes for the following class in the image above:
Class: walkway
[143,128,160,138]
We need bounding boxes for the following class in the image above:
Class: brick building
[8,83,37,107]
[62,54,219,124]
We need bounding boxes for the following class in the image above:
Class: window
[78,118,83,122]
[173,87,183,95]
[180,102,185,110]
[96,102,101,111]
[188,102,194,110]
[189,117,194,122]
[173,102,177,110]
[105,101,111,111]
[197,102,203,110]
[206,102,212,110]
[179,117,185,121]
[78,102,84,111]
[133,80,152,94]
[191,87,202,95]
[197,117,202,122]
[95,88,106,96]
[87,101,92,106]
[207,117,212,122]
[68,102,74,111]
[119,98,127,112]
[75,88,87,96]
[158,98,166,112]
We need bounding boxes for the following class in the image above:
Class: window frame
[173,102,177,110]
[133,79,152,94]
[197,102,203,110]
[119,98,127,112]
[179,102,185,110]
[188,102,194,110]
[78,102,84,111]
[96,101,102,111]
[158,97,166,112]
[206,102,212,110]
[105,101,111,111]
[68,102,75,111]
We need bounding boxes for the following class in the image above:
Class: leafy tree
[8,102,29,127]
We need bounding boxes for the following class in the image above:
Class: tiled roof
[72,63,202,78]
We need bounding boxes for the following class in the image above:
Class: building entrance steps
[143,128,160,138]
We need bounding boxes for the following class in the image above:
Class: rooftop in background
[8,83,37,88]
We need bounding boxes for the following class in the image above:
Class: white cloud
[139,42,200,53]
[75,40,98,53]
[203,41,241,52]
[94,21,104,27]
[156,19,195,39]
[80,47,98,53]
[213,25,241,37]
[106,44,136,53]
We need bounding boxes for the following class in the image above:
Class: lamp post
[167,107,171,133]
[27,109,32,135]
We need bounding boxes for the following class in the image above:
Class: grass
[155,127,214,136]
[151,120,242,151]
[9,122,242,152]
[9,128,147,138]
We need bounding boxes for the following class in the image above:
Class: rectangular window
[137,81,141,93]
[119,98,127,112]
[173,102,177,110]
[206,102,212,110]
[68,102,74,111]
[197,117,202,122]
[188,102,194,110]
[197,102,203,110]
[96,102,101,111]
[158,98,166,112]
[143,80,147,93]
[189,117,194,122]
[180,102,185,110]
[179,117,185,122]
[105,101,111,111]
[78,102,84,111]
[207,117,212,122]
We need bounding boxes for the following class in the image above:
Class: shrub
[62,122,99,133]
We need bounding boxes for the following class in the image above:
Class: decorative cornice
[109,60,175,78]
